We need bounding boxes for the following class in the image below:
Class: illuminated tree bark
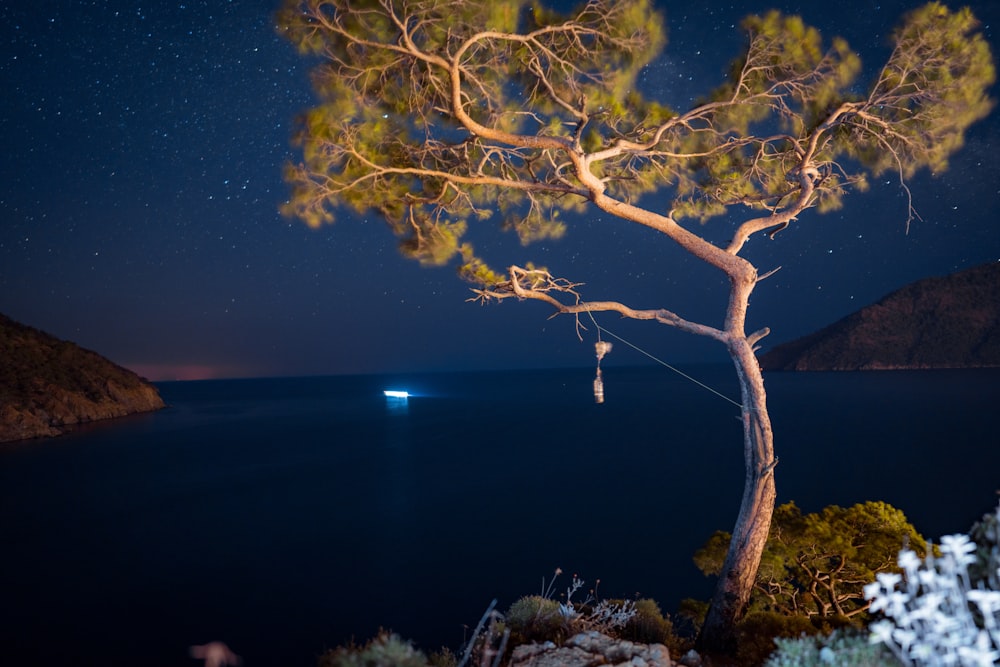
[276,0,994,651]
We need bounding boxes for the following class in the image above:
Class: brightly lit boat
[383,390,409,399]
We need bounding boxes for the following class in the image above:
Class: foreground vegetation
[311,500,1000,667]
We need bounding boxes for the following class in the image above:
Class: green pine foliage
[694,501,929,621]
[277,0,994,286]
[276,0,664,279]
[846,2,996,178]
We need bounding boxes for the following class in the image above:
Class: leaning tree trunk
[696,289,778,653]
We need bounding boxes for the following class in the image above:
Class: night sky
[2,0,998,381]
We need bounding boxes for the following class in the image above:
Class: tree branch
[470,265,728,341]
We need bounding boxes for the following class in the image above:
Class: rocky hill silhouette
[759,262,1000,371]
[1,313,165,442]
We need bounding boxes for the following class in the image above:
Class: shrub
[318,632,430,667]
[504,595,571,645]
[612,597,692,656]
[505,570,640,646]
[676,597,709,636]
[734,611,819,666]
[763,629,897,667]
[619,598,674,645]
[695,501,929,622]
[427,648,458,667]
[968,502,1000,591]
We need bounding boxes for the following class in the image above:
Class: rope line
[586,313,743,409]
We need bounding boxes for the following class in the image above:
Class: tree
[694,501,930,620]
[275,0,994,651]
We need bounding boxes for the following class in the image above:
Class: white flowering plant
[543,568,638,634]
[863,503,1000,667]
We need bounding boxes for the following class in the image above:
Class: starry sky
[2,0,998,381]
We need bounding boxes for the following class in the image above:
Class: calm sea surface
[1,366,997,666]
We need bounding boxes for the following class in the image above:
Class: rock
[759,262,1000,371]
[678,649,703,667]
[509,631,672,667]
[0,312,165,442]
[0,403,60,440]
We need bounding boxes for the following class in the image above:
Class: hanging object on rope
[588,315,743,408]
[593,340,612,403]
[593,368,605,403]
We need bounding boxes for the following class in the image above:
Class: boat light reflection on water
[383,389,410,415]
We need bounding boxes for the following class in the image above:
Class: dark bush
[619,598,673,644]
[734,611,818,666]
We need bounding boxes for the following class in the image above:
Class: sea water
[1,366,997,666]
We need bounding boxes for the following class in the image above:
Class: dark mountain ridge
[759,262,1000,371]
[1,313,165,442]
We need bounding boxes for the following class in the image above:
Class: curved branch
[747,327,770,348]
[471,265,728,341]
[447,26,595,151]
[341,144,586,198]
[725,165,819,254]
